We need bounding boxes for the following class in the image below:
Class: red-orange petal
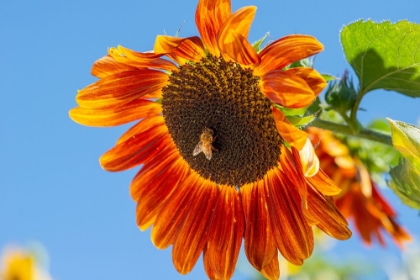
[91,55,138,78]
[218,29,260,65]
[135,157,189,231]
[205,186,244,280]
[203,248,222,280]
[69,99,162,127]
[217,6,260,65]
[130,145,179,202]
[99,123,169,172]
[308,187,352,240]
[260,254,280,280]
[286,67,326,96]
[172,178,220,274]
[266,169,313,265]
[260,69,317,108]
[272,107,307,150]
[241,181,277,270]
[195,0,231,56]
[154,35,206,65]
[116,115,165,145]
[306,168,342,196]
[109,46,178,72]
[76,69,168,110]
[151,174,199,249]
[254,35,324,76]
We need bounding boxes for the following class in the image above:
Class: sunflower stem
[310,118,392,146]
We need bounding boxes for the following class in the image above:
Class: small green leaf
[389,159,420,209]
[252,32,269,53]
[387,118,420,170]
[281,98,321,126]
[341,20,420,97]
[321,73,338,82]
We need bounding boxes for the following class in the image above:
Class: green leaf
[282,98,322,126]
[341,20,420,97]
[321,73,338,82]
[387,118,420,170]
[252,32,269,53]
[389,159,420,209]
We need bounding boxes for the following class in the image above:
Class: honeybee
[193,127,217,160]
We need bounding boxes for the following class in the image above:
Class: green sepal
[389,159,420,210]
[252,32,269,53]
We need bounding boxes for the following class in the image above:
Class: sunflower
[70,0,351,279]
[307,127,411,247]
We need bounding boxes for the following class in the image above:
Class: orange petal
[254,35,324,76]
[154,35,206,65]
[241,181,277,270]
[308,187,352,240]
[116,115,165,145]
[218,29,260,65]
[172,178,219,274]
[195,0,231,56]
[272,107,307,150]
[151,174,199,249]
[306,168,342,196]
[296,139,320,177]
[266,169,313,265]
[130,145,179,201]
[217,6,260,65]
[203,248,222,280]
[69,99,162,127]
[91,55,138,78]
[135,157,189,231]
[286,67,326,96]
[76,69,168,110]
[205,185,244,280]
[260,69,317,108]
[99,123,169,172]
[109,46,178,71]
[260,254,280,280]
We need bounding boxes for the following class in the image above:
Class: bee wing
[193,141,203,156]
[203,148,212,160]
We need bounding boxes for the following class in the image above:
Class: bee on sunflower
[70,0,352,279]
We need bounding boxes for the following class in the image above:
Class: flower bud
[325,70,357,113]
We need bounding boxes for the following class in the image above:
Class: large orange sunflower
[70,0,351,279]
[307,127,410,247]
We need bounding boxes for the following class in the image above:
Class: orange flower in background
[70,0,351,279]
[307,127,411,247]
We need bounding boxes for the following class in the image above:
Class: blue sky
[1,0,420,279]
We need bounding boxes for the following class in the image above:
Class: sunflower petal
[195,0,231,56]
[272,107,307,150]
[99,123,169,171]
[306,168,342,196]
[172,178,219,274]
[218,29,260,65]
[296,139,320,177]
[217,6,260,65]
[286,67,326,96]
[206,186,244,280]
[69,99,162,127]
[130,146,179,201]
[260,254,280,280]
[91,55,138,78]
[109,46,178,71]
[151,174,198,249]
[203,248,222,280]
[135,157,189,231]
[242,181,277,270]
[76,69,168,110]
[261,70,317,108]
[266,169,313,265]
[154,35,205,65]
[254,35,324,76]
[116,115,165,144]
[308,187,352,240]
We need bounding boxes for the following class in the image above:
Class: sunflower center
[162,55,282,186]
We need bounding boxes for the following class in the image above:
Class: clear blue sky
[1,0,420,279]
